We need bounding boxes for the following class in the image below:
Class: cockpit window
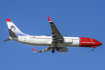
[95,40,98,41]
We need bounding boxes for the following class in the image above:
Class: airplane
[4,16,102,53]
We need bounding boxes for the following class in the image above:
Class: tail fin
[6,19,27,37]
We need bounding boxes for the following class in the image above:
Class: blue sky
[0,0,105,70]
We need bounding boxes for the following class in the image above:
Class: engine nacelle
[57,47,68,52]
[64,39,73,44]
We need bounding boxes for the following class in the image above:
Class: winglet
[32,47,36,52]
[47,16,52,22]
[6,19,11,22]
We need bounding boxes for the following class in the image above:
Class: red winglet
[47,16,52,22]
[32,47,36,52]
[6,19,11,22]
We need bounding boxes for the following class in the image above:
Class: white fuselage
[5,18,102,53]
[12,35,80,47]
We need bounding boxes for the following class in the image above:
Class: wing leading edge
[47,16,64,43]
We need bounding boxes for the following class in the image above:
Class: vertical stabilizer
[6,19,27,36]
[6,19,23,35]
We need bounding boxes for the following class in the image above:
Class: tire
[52,50,55,53]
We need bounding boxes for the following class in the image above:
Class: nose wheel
[92,48,94,51]
[92,46,97,51]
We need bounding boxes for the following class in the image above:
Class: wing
[47,16,64,43]
[32,47,53,53]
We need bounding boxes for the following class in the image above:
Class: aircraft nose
[99,41,102,45]
[97,41,102,46]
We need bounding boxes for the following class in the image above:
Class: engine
[57,47,68,52]
[64,39,73,44]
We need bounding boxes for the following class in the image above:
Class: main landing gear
[52,49,55,53]
[52,42,58,53]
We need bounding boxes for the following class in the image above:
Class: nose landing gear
[92,46,97,51]
[92,48,94,51]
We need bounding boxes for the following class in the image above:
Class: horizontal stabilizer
[4,38,11,42]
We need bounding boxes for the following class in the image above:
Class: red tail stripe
[6,19,11,21]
